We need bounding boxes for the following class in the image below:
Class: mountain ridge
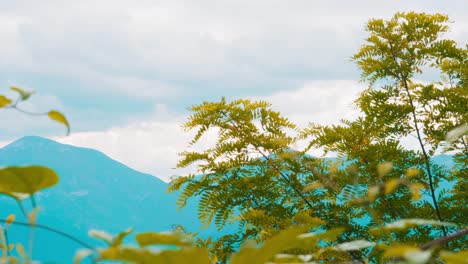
[0,135,205,263]
[0,136,456,263]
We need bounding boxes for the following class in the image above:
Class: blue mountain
[0,136,210,263]
[0,136,457,263]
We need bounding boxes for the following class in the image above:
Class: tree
[305,11,467,237]
[169,98,342,262]
[170,12,468,263]
[1,12,467,264]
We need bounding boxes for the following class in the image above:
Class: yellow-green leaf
[136,232,194,248]
[384,245,431,263]
[384,219,456,230]
[377,162,393,177]
[10,86,34,101]
[98,246,210,264]
[367,185,380,202]
[16,243,25,258]
[112,228,134,247]
[409,183,424,201]
[89,229,113,245]
[0,95,12,108]
[74,249,94,264]
[384,178,401,195]
[335,240,375,251]
[440,250,468,264]
[48,110,70,135]
[303,181,323,192]
[6,214,15,225]
[446,124,468,142]
[405,168,420,178]
[231,226,309,264]
[0,166,59,197]
[383,245,419,259]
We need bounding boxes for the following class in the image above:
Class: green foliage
[0,166,59,199]
[10,86,35,101]
[0,86,70,135]
[0,86,71,263]
[48,110,71,136]
[168,11,467,264]
[1,12,467,264]
[0,95,12,108]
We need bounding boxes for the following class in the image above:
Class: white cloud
[255,80,363,127]
[1,0,466,99]
[47,80,362,181]
[1,1,465,180]
[56,120,188,181]
[0,91,68,137]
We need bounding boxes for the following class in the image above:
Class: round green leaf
[0,166,59,196]
[48,110,70,135]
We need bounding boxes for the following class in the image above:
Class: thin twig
[0,219,95,250]
[420,228,468,251]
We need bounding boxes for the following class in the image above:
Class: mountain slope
[0,136,202,263]
[0,136,456,262]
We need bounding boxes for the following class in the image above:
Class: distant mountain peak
[0,135,167,183]
[2,135,61,150]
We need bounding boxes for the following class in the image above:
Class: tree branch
[420,228,468,251]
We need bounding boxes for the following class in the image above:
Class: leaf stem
[0,219,95,250]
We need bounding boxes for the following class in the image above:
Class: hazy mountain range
[0,136,220,263]
[0,136,455,263]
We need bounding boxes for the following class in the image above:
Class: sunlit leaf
[445,124,468,142]
[74,249,94,264]
[16,243,25,258]
[6,214,15,225]
[112,228,134,246]
[89,229,114,245]
[0,166,59,197]
[405,250,432,264]
[303,181,323,192]
[335,240,375,251]
[384,178,401,195]
[409,183,424,201]
[384,219,456,230]
[367,185,380,202]
[377,162,393,177]
[136,232,194,248]
[0,95,12,108]
[48,110,70,135]
[440,250,468,264]
[98,246,210,264]
[383,245,419,259]
[384,245,432,264]
[231,226,309,264]
[10,86,34,101]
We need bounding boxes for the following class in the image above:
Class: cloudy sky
[1,0,467,181]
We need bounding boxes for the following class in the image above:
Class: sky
[1,0,467,181]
